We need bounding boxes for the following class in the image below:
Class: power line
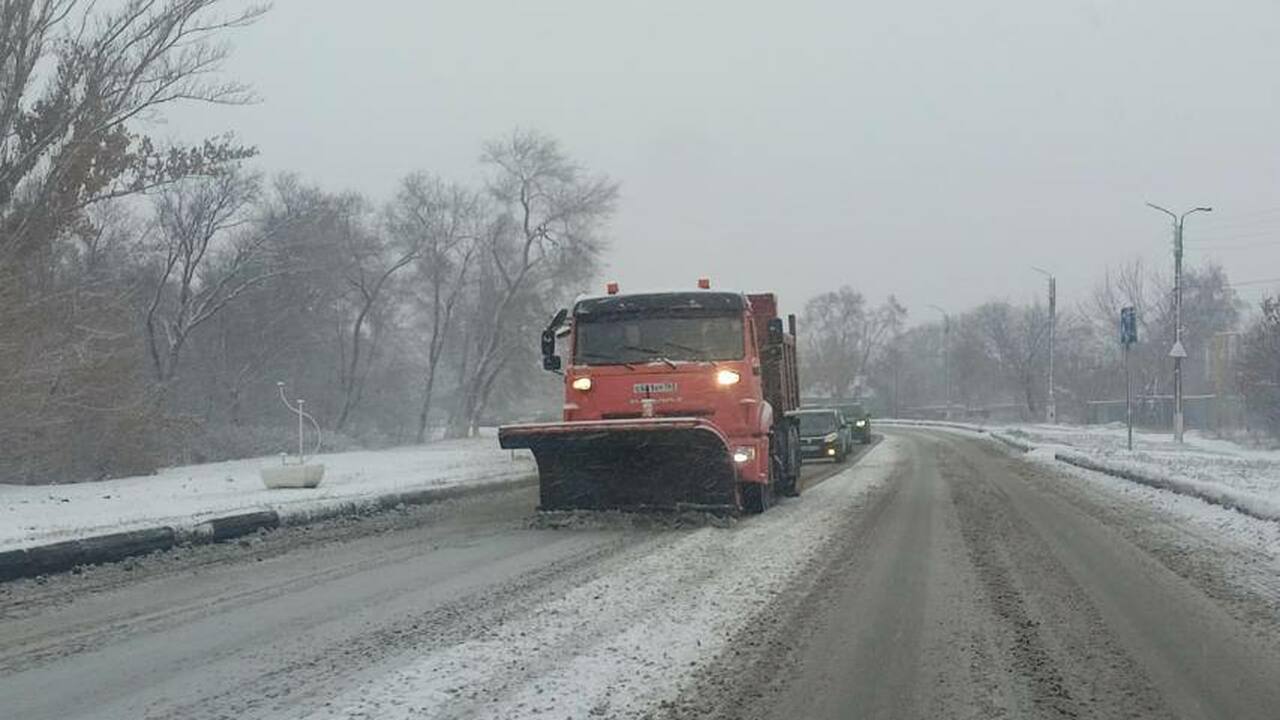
[1228,277,1280,288]
[1186,239,1279,251]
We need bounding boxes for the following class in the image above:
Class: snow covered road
[2,430,1278,720]
[0,444,879,720]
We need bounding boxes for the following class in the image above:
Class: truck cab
[557,289,774,483]
[507,280,801,514]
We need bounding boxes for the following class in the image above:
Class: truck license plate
[633,382,677,394]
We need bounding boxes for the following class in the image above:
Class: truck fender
[758,401,774,436]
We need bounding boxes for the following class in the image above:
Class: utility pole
[1121,306,1138,451]
[1146,203,1211,443]
[1032,267,1056,423]
[928,305,950,418]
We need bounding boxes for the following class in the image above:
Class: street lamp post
[928,304,951,418]
[1146,202,1212,443]
[1032,267,1056,424]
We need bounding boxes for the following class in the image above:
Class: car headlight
[732,447,756,464]
[823,432,838,442]
[716,369,741,386]
[855,419,867,427]
[571,377,592,391]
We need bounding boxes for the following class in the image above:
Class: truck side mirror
[541,329,561,372]
[767,317,785,344]
[541,308,568,373]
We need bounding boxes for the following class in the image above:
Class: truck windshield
[795,412,838,435]
[575,314,744,365]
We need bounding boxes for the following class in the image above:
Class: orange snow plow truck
[498,279,802,514]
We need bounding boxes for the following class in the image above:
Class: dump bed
[747,293,800,415]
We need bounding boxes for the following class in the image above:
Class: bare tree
[0,0,265,483]
[386,173,481,442]
[1,0,266,268]
[970,301,1050,416]
[800,287,906,398]
[1240,295,1280,437]
[331,197,421,431]
[142,169,275,383]
[446,129,617,437]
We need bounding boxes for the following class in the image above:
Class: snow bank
[997,423,1280,523]
[0,438,534,552]
[304,437,904,720]
[879,418,989,433]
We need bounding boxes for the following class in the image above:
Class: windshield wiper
[662,340,715,363]
[622,345,677,370]
[577,351,636,370]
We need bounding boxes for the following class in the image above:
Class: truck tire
[781,425,801,497]
[771,427,801,498]
[742,481,770,513]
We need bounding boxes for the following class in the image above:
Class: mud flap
[499,419,740,514]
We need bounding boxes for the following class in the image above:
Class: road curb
[274,476,540,528]
[1,528,178,582]
[1052,450,1280,524]
[2,475,536,584]
[194,511,280,542]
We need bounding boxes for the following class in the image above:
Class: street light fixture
[1146,202,1212,443]
[1031,267,1056,424]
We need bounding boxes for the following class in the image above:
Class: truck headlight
[716,369,741,386]
[732,447,755,464]
[823,432,838,442]
[571,377,592,391]
[855,419,867,427]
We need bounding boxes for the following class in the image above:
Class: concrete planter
[260,463,326,489]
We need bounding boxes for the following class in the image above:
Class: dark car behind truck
[839,403,872,443]
[790,408,851,462]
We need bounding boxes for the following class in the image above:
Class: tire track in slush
[670,429,1185,720]
[941,435,1174,719]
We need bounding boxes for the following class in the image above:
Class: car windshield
[796,412,839,435]
[574,314,744,365]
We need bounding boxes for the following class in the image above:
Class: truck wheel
[742,481,770,513]
[770,431,799,499]
[783,425,801,497]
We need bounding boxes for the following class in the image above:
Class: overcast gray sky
[165,0,1280,321]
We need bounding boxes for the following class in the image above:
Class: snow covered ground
[1000,423,1280,502]
[300,436,902,720]
[0,436,534,552]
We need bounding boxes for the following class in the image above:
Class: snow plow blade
[499,418,740,514]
